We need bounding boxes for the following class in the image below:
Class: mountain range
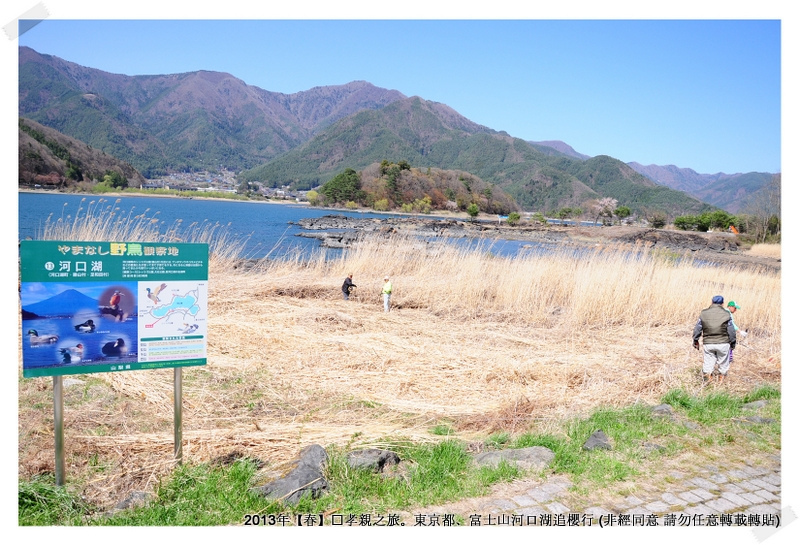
[19,46,777,216]
[19,117,147,188]
[23,288,101,318]
[624,163,773,214]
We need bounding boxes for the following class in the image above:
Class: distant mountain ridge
[19,46,774,215]
[238,96,711,217]
[238,96,497,185]
[530,140,591,160]
[626,162,775,213]
[19,46,406,177]
[23,288,100,318]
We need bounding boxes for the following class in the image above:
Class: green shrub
[414,196,432,214]
[306,190,320,206]
[530,212,547,225]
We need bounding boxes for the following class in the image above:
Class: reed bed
[18,215,781,507]
[746,242,781,259]
[251,232,780,334]
[36,197,248,271]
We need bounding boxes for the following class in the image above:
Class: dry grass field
[17,219,781,509]
[746,242,782,259]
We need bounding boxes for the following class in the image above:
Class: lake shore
[292,213,781,272]
[18,224,781,510]
[18,187,475,219]
[18,189,780,271]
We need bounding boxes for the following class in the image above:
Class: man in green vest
[692,295,737,384]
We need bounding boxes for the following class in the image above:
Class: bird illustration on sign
[146,283,168,304]
[59,343,83,363]
[27,329,59,346]
[102,338,127,358]
[74,319,96,333]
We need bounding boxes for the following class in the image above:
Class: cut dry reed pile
[18,232,780,507]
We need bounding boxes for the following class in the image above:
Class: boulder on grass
[473,446,554,471]
[251,444,329,505]
[583,429,612,451]
[347,448,401,473]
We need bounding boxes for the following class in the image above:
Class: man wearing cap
[381,276,392,313]
[726,300,741,330]
[693,295,737,384]
[727,300,744,366]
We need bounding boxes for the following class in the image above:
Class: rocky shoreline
[292,215,571,247]
[291,214,780,271]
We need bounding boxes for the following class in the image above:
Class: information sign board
[20,240,208,378]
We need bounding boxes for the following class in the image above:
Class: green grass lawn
[19,384,780,526]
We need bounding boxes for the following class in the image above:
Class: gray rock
[742,400,768,410]
[642,442,666,454]
[742,416,776,425]
[251,444,329,505]
[347,449,400,472]
[105,490,152,517]
[292,215,568,250]
[651,403,674,416]
[583,429,612,451]
[114,490,151,510]
[473,446,554,471]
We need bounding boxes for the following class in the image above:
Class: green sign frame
[20,240,209,378]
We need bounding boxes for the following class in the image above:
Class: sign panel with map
[20,240,208,378]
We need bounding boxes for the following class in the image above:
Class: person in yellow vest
[381,275,392,313]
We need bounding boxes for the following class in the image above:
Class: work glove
[740,330,748,337]
[693,340,699,350]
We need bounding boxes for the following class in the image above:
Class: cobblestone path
[400,454,782,528]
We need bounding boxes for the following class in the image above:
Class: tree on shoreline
[319,168,365,206]
[466,203,479,221]
[592,197,618,226]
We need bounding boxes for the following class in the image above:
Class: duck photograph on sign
[21,281,139,375]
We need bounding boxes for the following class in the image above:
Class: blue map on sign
[151,292,200,318]
[139,281,207,337]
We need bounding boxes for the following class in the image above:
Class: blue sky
[6,6,784,175]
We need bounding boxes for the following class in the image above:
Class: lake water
[17,192,724,273]
[18,192,558,260]
[18,192,407,259]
